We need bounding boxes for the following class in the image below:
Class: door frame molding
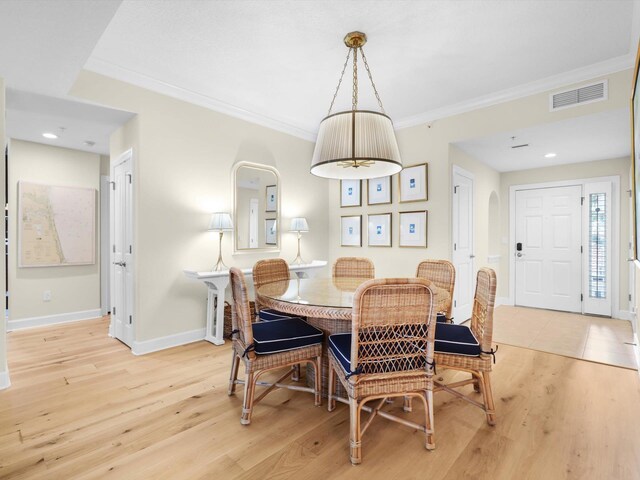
[508,175,621,317]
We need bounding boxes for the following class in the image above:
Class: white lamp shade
[310,110,402,180]
[290,217,309,232]
[208,212,233,231]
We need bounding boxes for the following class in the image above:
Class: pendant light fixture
[310,31,402,180]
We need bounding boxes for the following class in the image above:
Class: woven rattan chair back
[253,259,291,315]
[333,257,375,279]
[229,267,254,357]
[415,260,455,319]
[351,278,436,375]
[470,267,497,353]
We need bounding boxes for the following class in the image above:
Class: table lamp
[290,217,309,265]
[208,212,233,271]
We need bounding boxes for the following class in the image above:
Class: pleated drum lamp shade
[310,110,402,180]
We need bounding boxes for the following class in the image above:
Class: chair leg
[481,371,496,426]
[240,370,255,425]
[292,364,300,382]
[349,399,362,465]
[314,356,322,406]
[425,390,436,450]
[403,396,413,412]
[327,361,336,412]
[228,351,240,396]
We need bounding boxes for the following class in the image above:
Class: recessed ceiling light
[42,132,58,139]
[544,152,557,158]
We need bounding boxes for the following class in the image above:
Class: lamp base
[290,255,306,266]
[212,259,228,272]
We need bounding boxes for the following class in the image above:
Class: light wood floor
[2,317,640,479]
[494,306,638,369]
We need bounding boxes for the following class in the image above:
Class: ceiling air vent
[549,80,607,111]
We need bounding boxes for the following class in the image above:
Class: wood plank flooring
[1,317,640,479]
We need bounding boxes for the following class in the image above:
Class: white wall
[7,140,101,323]
[71,71,330,343]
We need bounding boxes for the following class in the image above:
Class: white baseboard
[131,328,206,356]
[0,367,10,390]
[633,334,640,376]
[613,309,633,321]
[495,296,512,307]
[7,309,102,331]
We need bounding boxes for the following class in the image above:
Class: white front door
[515,185,582,312]
[452,167,474,323]
[110,150,134,347]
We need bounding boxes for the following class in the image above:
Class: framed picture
[399,163,428,203]
[265,218,277,245]
[341,215,362,247]
[399,211,427,248]
[368,213,392,247]
[632,40,640,259]
[367,176,392,205]
[341,179,361,207]
[265,185,277,212]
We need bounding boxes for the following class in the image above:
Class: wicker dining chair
[434,267,498,425]
[252,259,296,321]
[227,267,323,425]
[327,278,438,465]
[332,257,375,279]
[416,259,455,322]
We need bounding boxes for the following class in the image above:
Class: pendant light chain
[352,47,358,111]
[360,47,385,114]
[327,49,352,116]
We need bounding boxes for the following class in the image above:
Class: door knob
[516,252,524,257]
[469,254,475,259]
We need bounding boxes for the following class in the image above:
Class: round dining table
[256,277,451,397]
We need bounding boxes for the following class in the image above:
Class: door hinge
[454,300,457,307]
[112,244,116,253]
[129,245,132,254]
[110,181,115,190]
[629,294,632,302]
[580,196,584,205]
[454,243,457,251]
[126,173,132,184]
[580,245,583,253]
[580,294,583,302]
[628,189,633,198]
[113,306,116,315]
[129,315,132,324]
[454,185,459,194]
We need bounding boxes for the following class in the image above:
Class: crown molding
[84,57,317,142]
[393,53,636,130]
[86,54,635,141]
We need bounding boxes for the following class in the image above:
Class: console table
[183,260,327,345]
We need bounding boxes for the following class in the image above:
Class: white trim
[633,333,640,377]
[487,254,501,264]
[612,309,634,321]
[509,176,620,316]
[100,175,110,317]
[131,328,206,356]
[395,54,634,130]
[495,296,512,307]
[85,57,316,142]
[86,54,635,140]
[7,309,102,331]
[0,363,11,390]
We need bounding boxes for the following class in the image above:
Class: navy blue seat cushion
[259,308,298,322]
[328,333,352,373]
[436,313,447,323]
[435,324,481,356]
[252,317,323,355]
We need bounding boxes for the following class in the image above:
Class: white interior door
[515,185,582,312]
[100,176,110,316]
[110,150,134,347]
[452,167,474,323]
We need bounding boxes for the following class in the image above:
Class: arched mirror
[233,162,280,253]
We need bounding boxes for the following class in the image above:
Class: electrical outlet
[43,290,51,302]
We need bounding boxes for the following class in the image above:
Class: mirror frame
[232,161,281,254]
